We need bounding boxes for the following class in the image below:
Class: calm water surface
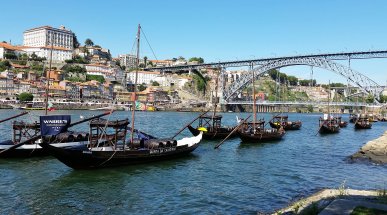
[0,110,386,214]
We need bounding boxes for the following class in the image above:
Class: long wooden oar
[0,111,114,154]
[214,115,251,149]
[0,111,28,124]
[170,110,209,139]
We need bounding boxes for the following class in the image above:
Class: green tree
[18,92,34,102]
[366,94,375,103]
[0,60,11,71]
[85,38,94,47]
[63,65,87,74]
[86,74,105,83]
[151,81,160,86]
[73,34,80,48]
[138,83,147,91]
[188,57,204,64]
[4,52,17,59]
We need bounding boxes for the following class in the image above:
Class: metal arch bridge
[222,57,384,104]
[145,50,387,72]
[226,100,375,107]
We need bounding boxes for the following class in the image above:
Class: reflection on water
[0,110,386,214]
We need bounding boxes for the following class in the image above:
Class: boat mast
[211,64,220,125]
[252,63,256,128]
[130,24,141,147]
[45,32,54,115]
[327,81,330,117]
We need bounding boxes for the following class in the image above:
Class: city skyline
[1,0,387,85]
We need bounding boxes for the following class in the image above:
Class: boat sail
[39,25,205,169]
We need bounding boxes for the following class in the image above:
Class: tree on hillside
[85,38,94,47]
[73,34,80,48]
[188,57,204,64]
[63,65,87,74]
[0,60,11,71]
[18,92,34,102]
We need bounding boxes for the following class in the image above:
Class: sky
[1,0,387,85]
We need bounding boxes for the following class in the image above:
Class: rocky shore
[350,131,387,164]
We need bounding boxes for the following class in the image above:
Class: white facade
[85,64,124,82]
[22,46,73,62]
[0,47,4,59]
[127,71,160,85]
[118,54,137,69]
[23,25,74,49]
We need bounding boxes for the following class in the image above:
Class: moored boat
[188,115,237,140]
[238,120,285,142]
[39,117,205,169]
[354,114,372,129]
[319,114,340,134]
[269,115,302,130]
[335,116,348,128]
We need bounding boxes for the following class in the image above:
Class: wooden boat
[188,115,237,140]
[269,115,302,130]
[39,25,204,169]
[349,113,358,123]
[237,66,285,143]
[319,114,340,134]
[238,120,285,142]
[354,114,372,129]
[40,117,204,169]
[335,116,348,128]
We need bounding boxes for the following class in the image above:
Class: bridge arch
[222,57,383,103]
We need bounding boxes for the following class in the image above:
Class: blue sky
[1,0,387,85]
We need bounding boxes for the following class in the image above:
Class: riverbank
[350,131,387,164]
[275,188,387,214]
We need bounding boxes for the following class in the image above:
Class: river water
[0,110,386,214]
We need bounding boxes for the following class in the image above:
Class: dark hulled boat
[349,114,358,123]
[188,115,237,140]
[238,120,285,143]
[319,114,340,134]
[335,116,348,128]
[354,114,372,129]
[39,25,204,169]
[40,117,204,169]
[269,115,302,130]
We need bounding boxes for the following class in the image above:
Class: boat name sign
[150,147,176,154]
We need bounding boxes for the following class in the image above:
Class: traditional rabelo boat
[349,113,358,123]
[318,114,340,134]
[354,114,372,129]
[335,116,348,128]
[188,66,237,140]
[39,116,205,169]
[237,68,285,143]
[39,25,205,169]
[269,115,302,130]
[188,114,236,140]
[318,83,340,134]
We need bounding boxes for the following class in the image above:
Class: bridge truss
[222,57,384,103]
